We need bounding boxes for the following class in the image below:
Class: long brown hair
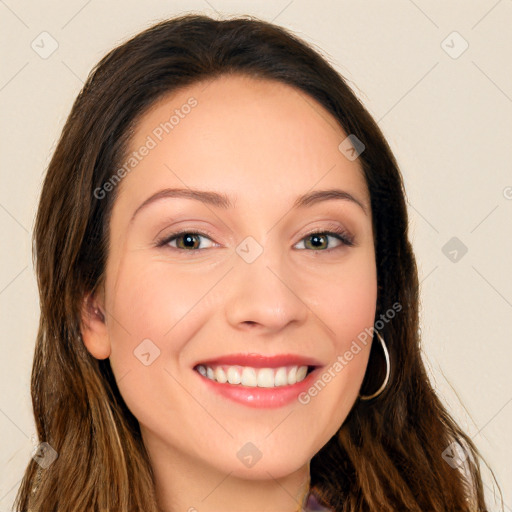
[15,13,500,512]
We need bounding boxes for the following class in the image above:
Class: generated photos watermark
[94,96,198,200]
[298,302,402,405]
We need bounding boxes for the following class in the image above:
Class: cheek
[309,249,377,352]
[104,257,214,438]
[105,256,210,377]
[329,273,377,347]
[299,253,377,430]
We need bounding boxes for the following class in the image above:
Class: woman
[15,13,498,512]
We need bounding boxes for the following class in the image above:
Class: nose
[224,249,309,334]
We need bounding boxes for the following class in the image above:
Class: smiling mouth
[193,364,317,388]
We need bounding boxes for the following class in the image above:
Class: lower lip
[194,367,320,409]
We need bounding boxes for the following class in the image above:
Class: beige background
[0,1,511,510]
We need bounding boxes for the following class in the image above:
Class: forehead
[114,73,370,218]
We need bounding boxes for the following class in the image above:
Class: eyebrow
[130,187,368,223]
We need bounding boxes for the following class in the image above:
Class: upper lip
[194,353,323,369]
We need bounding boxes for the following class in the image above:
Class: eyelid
[155,222,355,252]
[296,222,355,246]
[155,229,218,250]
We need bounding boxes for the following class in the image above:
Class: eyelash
[155,224,355,252]
[297,227,355,250]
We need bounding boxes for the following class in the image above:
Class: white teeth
[296,365,308,382]
[288,366,297,385]
[227,366,241,385]
[241,367,257,387]
[257,368,275,388]
[195,364,311,387]
[274,367,288,387]
[214,367,227,384]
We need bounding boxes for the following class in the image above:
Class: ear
[80,287,111,360]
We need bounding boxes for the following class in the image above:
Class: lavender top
[305,490,333,511]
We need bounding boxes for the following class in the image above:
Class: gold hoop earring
[359,331,390,401]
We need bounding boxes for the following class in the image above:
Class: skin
[82,74,377,512]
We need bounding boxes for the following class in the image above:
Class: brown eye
[157,231,217,250]
[174,233,202,250]
[304,233,331,250]
[295,229,354,251]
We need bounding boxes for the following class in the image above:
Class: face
[83,74,377,481]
